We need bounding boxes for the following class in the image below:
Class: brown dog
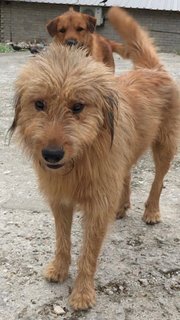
[10,8,179,310]
[46,7,126,71]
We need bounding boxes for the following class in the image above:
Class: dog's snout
[42,148,64,163]
[65,39,78,46]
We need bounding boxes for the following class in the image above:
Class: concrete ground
[0,51,180,320]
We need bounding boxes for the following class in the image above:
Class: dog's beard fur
[11,45,119,171]
[10,8,180,311]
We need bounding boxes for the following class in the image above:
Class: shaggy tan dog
[47,7,126,71]
[10,8,179,310]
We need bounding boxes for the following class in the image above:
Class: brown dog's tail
[108,7,162,69]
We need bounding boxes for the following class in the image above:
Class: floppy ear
[86,15,96,33]
[8,94,21,138]
[103,93,119,146]
[47,17,59,37]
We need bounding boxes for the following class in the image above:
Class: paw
[69,286,96,310]
[116,202,130,219]
[143,210,161,225]
[43,260,69,283]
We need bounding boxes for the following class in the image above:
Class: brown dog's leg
[116,173,131,219]
[143,141,175,224]
[44,203,73,282]
[69,211,109,310]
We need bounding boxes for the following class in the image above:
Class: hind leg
[116,173,131,219]
[143,141,176,224]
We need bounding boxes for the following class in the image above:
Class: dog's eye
[58,28,66,33]
[35,100,45,111]
[76,27,84,32]
[71,103,85,114]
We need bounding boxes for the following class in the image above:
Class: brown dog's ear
[47,18,59,37]
[103,94,119,146]
[8,94,21,138]
[87,15,96,33]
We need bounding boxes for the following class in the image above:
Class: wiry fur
[10,7,180,310]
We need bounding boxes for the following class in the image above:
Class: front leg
[69,208,109,310]
[44,202,73,283]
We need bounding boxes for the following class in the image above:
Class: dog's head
[47,7,96,48]
[10,44,119,171]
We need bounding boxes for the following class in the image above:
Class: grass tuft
[0,43,13,53]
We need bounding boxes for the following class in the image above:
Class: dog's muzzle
[65,39,78,46]
[42,147,65,169]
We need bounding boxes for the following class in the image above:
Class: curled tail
[108,7,162,69]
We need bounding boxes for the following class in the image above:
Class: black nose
[42,148,64,163]
[65,39,78,46]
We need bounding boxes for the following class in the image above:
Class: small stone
[138,279,148,286]
[175,301,180,312]
[106,288,114,295]
[4,170,11,175]
[113,286,118,292]
[53,305,65,315]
